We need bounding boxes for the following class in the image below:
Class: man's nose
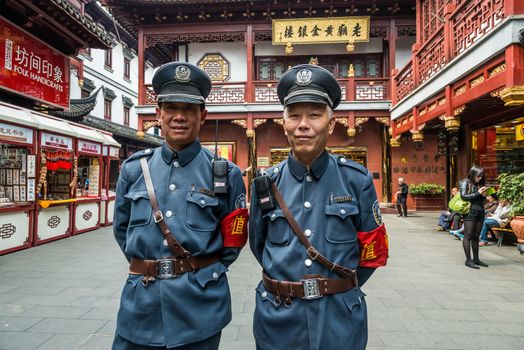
[297,115,310,129]
[171,110,186,121]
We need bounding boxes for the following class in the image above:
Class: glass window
[124,58,130,79]
[124,107,130,126]
[105,49,112,68]
[104,99,112,120]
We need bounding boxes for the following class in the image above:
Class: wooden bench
[491,227,514,247]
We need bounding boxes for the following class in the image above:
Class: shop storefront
[473,116,524,186]
[0,104,39,254]
[71,126,105,235]
[99,132,120,226]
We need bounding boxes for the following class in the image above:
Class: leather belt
[262,272,356,304]
[130,254,220,280]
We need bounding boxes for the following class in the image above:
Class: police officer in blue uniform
[249,64,389,350]
[113,62,248,350]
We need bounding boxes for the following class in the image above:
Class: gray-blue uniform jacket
[249,151,383,350]
[113,140,246,348]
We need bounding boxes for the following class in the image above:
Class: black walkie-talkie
[213,120,228,194]
[254,175,275,211]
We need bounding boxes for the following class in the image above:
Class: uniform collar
[161,139,201,166]
[287,150,329,181]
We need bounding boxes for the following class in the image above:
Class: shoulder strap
[140,157,190,258]
[270,182,357,281]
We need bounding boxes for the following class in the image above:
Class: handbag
[448,193,471,215]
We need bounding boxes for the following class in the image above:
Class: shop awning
[0,102,41,129]
[99,132,121,148]
[32,110,78,138]
[68,124,106,144]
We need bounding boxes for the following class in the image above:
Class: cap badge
[174,65,191,82]
[296,69,312,86]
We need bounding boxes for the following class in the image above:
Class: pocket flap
[194,261,227,288]
[325,202,359,219]
[263,209,285,222]
[343,289,366,312]
[187,191,219,208]
[124,190,149,201]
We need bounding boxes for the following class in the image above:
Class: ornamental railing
[142,77,390,106]
[393,0,508,105]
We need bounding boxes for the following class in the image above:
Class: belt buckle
[301,279,321,300]
[157,259,178,279]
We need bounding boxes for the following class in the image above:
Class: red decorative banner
[0,17,69,108]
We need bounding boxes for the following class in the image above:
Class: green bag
[448,193,471,215]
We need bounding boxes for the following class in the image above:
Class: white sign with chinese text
[27,178,35,201]
[78,140,101,155]
[0,122,33,144]
[41,132,72,149]
[27,154,36,178]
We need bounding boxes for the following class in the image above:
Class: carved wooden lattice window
[421,0,450,43]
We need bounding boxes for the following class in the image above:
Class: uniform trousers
[112,332,221,350]
[396,196,407,216]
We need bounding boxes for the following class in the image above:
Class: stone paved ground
[1,213,523,350]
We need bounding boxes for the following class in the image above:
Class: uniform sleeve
[248,181,266,266]
[219,166,247,268]
[355,174,389,285]
[113,162,132,262]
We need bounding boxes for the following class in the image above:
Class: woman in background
[459,166,488,269]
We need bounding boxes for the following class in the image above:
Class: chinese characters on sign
[272,16,370,45]
[78,140,101,155]
[41,132,73,150]
[0,122,33,144]
[393,153,445,174]
[0,17,69,108]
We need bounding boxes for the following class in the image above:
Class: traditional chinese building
[102,0,424,202]
[389,0,524,204]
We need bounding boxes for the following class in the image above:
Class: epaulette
[337,156,368,175]
[265,161,285,182]
[123,148,155,164]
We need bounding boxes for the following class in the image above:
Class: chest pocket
[325,202,359,243]
[124,190,152,228]
[263,209,290,246]
[185,190,220,232]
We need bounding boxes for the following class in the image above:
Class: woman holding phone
[459,165,489,269]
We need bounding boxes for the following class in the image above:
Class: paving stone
[76,334,114,350]
[27,318,107,335]
[34,334,90,350]
[20,306,91,319]
[0,331,52,350]
[0,316,43,332]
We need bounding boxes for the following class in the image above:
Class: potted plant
[497,173,524,244]
[408,183,446,211]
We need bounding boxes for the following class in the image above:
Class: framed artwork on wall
[201,142,236,162]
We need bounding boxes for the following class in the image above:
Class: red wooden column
[412,43,421,88]
[505,44,524,87]
[391,68,399,106]
[443,3,457,62]
[245,24,254,103]
[137,27,146,132]
[504,0,524,16]
[388,19,397,80]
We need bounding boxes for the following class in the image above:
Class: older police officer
[113,62,248,350]
[249,64,389,350]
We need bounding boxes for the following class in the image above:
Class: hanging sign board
[516,123,524,142]
[78,140,102,155]
[0,121,33,144]
[0,17,70,108]
[272,16,370,45]
[41,132,73,150]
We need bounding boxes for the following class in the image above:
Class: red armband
[357,223,389,268]
[220,208,248,248]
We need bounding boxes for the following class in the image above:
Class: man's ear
[200,109,208,124]
[328,116,336,135]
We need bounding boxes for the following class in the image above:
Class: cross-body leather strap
[270,182,357,281]
[140,157,190,259]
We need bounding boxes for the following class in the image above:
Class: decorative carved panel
[418,29,446,83]
[207,86,245,103]
[452,0,504,57]
[396,64,414,101]
[356,82,387,100]
[335,117,348,127]
[198,53,230,82]
[147,32,245,45]
[47,216,61,229]
[231,120,247,128]
[83,210,93,221]
[0,223,16,239]
[253,119,267,128]
[254,85,279,103]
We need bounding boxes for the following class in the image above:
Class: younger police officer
[249,64,388,350]
[113,62,248,350]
